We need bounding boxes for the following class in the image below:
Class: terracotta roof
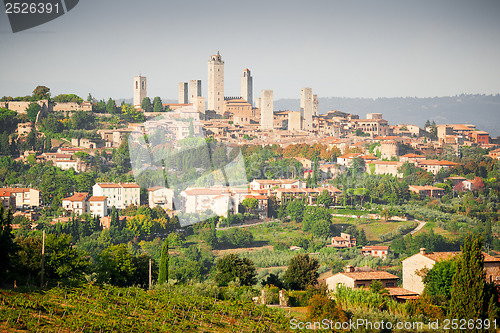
[4,188,36,193]
[183,188,231,196]
[96,183,140,189]
[418,160,459,166]
[386,287,419,297]
[368,161,400,165]
[401,154,425,158]
[63,192,88,202]
[147,186,164,191]
[409,185,444,191]
[88,196,107,202]
[120,183,140,188]
[0,189,12,197]
[339,271,399,281]
[362,246,389,251]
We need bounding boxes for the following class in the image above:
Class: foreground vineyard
[0,284,295,332]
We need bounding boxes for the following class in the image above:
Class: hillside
[0,284,294,332]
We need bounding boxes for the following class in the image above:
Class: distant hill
[274,94,500,137]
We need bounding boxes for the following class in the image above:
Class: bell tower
[134,75,147,107]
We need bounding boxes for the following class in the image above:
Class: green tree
[153,97,163,112]
[311,219,332,238]
[287,199,305,222]
[158,239,169,285]
[0,108,18,133]
[369,279,389,295]
[357,229,367,246]
[283,253,319,290]
[32,85,50,100]
[53,94,83,104]
[241,197,258,213]
[96,244,136,287]
[13,236,42,283]
[121,103,146,122]
[215,253,256,286]
[70,111,94,130]
[448,234,486,324]
[26,102,41,122]
[317,189,332,208]
[0,206,16,279]
[141,97,153,112]
[423,259,456,299]
[44,233,90,282]
[106,98,118,114]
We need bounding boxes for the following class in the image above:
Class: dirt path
[410,220,427,234]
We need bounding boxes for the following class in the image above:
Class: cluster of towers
[134,51,319,131]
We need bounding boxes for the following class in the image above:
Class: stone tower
[207,51,224,114]
[260,90,274,130]
[189,80,202,103]
[178,82,188,104]
[133,76,147,107]
[380,140,399,159]
[300,87,313,130]
[241,68,253,106]
[313,94,319,116]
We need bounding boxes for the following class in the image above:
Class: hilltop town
[1,52,500,331]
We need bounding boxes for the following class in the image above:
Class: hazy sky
[0,0,499,101]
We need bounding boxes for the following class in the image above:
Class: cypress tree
[158,239,169,284]
[448,234,486,323]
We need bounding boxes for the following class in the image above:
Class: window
[386,282,395,287]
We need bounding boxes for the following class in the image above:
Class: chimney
[420,248,426,255]
[345,265,355,273]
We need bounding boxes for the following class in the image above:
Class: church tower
[133,76,147,107]
[241,68,253,106]
[207,51,224,114]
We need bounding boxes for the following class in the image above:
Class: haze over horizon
[0,0,499,101]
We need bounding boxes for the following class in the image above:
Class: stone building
[287,111,302,131]
[361,246,389,259]
[240,69,253,106]
[379,140,399,159]
[300,87,313,130]
[326,266,399,290]
[178,82,188,104]
[189,80,202,103]
[207,51,224,114]
[133,76,147,107]
[260,90,274,130]
[92,182,140,211]
[402,248,500,294]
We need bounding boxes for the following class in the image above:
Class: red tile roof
[362,246,389,251]
[340,271,399,281]
[88,196,107,202]
[63,192,88,202]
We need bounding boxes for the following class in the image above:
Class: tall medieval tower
[207,51,224,114]
[133,76,147,107]
[300,87,313,130]
[241,68,253,106]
